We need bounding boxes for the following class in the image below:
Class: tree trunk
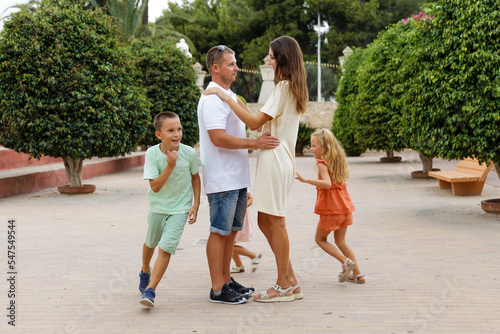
[418,152,433,173]
[386,150,394,158]
[142,6,148,25]
[494,162,500,180]
[63,158,83,187]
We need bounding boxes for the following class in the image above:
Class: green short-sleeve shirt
[143,143,201,215]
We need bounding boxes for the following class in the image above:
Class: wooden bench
[428,158,493,196]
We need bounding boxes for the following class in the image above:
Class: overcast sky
[0,0,181,31]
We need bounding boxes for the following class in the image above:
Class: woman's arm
[204,87,272,130]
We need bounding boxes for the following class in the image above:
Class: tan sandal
[251,253,262,272]
[338,258,356,283]
[254,284,294,303]
[292,284,303,300]
[347,273,365,284]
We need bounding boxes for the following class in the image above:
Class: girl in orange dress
[295,129,365,284]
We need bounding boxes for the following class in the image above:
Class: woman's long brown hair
[270,36,308,114]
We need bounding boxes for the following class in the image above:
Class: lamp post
[314,13,329,102]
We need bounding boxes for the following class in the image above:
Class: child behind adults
[231,193,262,273]
[139,112,202,307]
[295,129,365,284]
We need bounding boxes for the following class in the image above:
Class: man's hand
[255,132,280,149]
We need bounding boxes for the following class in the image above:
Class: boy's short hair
[154,111,179,131]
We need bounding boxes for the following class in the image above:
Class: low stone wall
[247,101,337,129]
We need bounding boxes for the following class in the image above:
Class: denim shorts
[207,188,247,236]
[144,212,188,255]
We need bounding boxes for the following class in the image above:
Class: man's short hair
[154,111,179,131]
[206,45,235,74]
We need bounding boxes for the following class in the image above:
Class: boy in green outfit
[139,111,202,307]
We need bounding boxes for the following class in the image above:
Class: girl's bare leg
[333,227,362,276]
[231,249,243,267]
[315,228,347,263]
[233,244,257,260]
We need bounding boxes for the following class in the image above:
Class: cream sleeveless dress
[252,81,300,217]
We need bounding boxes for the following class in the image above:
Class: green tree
[305,63,339,101]
[164,0,433,69]
[166,0,262,67]
[104,0,149,42]
[128,39,200,147]
[396,0,500,176]
[332,47,367,156]
[353,19,411,160]
[135,12,195,52]
[295,0,436,64]
[0,0,151,187]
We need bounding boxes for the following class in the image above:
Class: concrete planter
[380,156,402,163]
[57,184,96,195]
[481,199,500,214]
[411,168,441,179]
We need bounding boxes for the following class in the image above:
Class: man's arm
[208,129,280,150]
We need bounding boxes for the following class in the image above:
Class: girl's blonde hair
[312,128,350,184]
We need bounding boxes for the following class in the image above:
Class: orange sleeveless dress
[314,160,355,231]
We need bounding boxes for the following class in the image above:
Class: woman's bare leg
[256,212,292,298]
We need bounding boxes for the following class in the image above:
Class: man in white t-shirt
[197,45,279,304]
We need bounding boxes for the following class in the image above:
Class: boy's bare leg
[142,243,155,273]
[146,248,171,291]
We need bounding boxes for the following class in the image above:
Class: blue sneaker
[140,288,155,307]
[139,268,151,294]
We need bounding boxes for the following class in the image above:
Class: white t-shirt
[197,82,250,194]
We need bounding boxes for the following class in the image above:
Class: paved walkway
[1,151,499,333]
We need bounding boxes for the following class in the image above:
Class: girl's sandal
[254,284,294,303]
[347,273,365,284]
[251,253,262,272]
[230,266,245,273]
[338,258,356,283]
[292,284,303,300]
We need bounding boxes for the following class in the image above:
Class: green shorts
[145,212,188,255]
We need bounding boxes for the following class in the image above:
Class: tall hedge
[396,0,500,165]
[354,20,409,155]
[0,0,151,187]
[129,39,200,147]
[332,47,367,156]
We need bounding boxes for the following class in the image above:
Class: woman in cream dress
[204,36,308,302]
